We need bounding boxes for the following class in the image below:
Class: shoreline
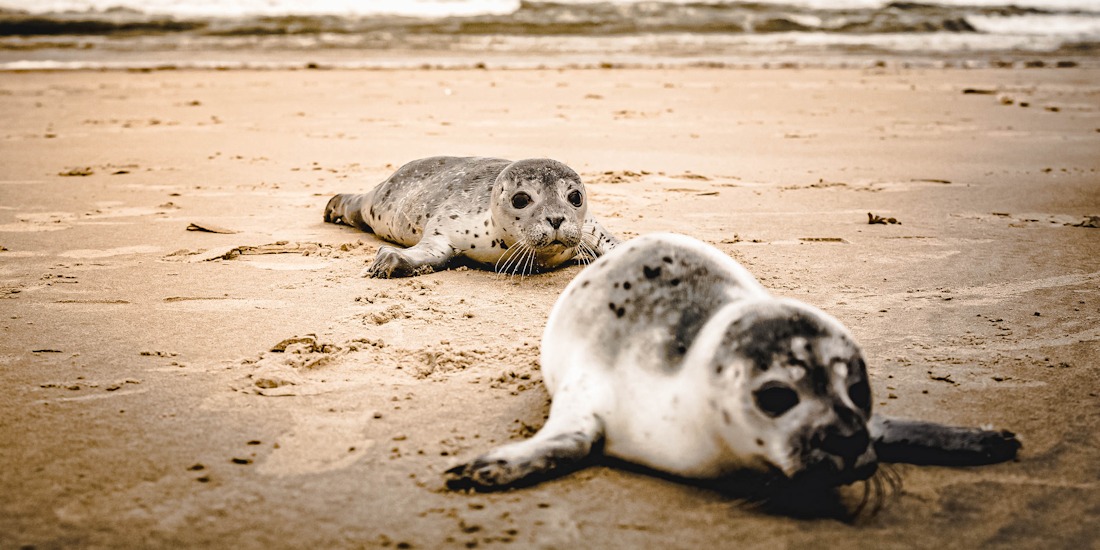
[2,56,1095,72]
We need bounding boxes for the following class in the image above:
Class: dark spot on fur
[756,438,765,447]
[581,281,590,287]
[608,302,616,312]
[670,278,681,286]
[501,242,509,250]
[474,234,479,238]
[465,230,470,234]
[433,230,442,236]
[662,256,673,264]
[470,244,476,249]
[722,409,732,425]
[623,282,632,290]
[616,307,625,318]
[643,265,661,279]
[613,282,620,289]
[734,312,826,374]
[715,363,724,374]
[676,344,687,355]
[515,217,521,221]
[484,220,489,226]
[450,214,459,220]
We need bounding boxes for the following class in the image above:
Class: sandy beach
[1,66,1098,548]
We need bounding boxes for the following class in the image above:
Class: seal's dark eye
[754,384,800,417]
[567,190,583,207]
[511,192,531,209]
[848,380,871,411]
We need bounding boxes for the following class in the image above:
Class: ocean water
[2,0,1098,69]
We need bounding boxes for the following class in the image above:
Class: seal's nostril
[822,428,870,462]
[547,216,565,229]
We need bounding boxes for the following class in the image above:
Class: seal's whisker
[508,244,525,279]
[576,242,596,266]
[881,463,902,498]
[868,471,886,517]
[503,244,522,279]
[521,245,536,278]
[495,238,526,275]
[580,241,598,263]
[508,242,533,280]
[510,243,531,277]
[580,229,599,250]
[499,239,528,278]
[497,252,516,277]
[494,243,516,273]
[853,477,873,518]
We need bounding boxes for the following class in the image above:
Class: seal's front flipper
[364,237,455,278]
[870,415,1021,466]
[580,217,620,259]
[445,413,603,491]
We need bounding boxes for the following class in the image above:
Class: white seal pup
[324,156,619,278]
[446,233,1020,491]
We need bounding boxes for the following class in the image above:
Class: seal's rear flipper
[324,193,374,233]
[870,415,1021,466]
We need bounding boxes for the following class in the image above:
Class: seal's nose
[547,216,565,229]
[821,426,870,464]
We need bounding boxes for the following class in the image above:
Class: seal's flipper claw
[323,194,343,224]
[443,413,603,492]
[442,463,480,492]
[366,246,417,278]
[365,237,453,279]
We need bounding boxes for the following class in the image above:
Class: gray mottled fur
[324,156,619,278]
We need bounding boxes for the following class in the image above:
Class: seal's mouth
[794,457,879,488]
[535,237,577,249]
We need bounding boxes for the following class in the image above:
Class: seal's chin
[525,241,578,270]
[794,457,879,488]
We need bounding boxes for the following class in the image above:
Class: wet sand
[1,67,1098,548]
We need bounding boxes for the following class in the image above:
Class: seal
[323,156,619,278]
[446,233,1020,492]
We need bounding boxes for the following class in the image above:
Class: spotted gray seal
[324,156,619,278]
[446,233,1020,492]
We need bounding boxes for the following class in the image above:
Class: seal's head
[491,159,589,268]
[707,299,877,486]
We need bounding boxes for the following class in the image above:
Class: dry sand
[1,67,1098,548]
